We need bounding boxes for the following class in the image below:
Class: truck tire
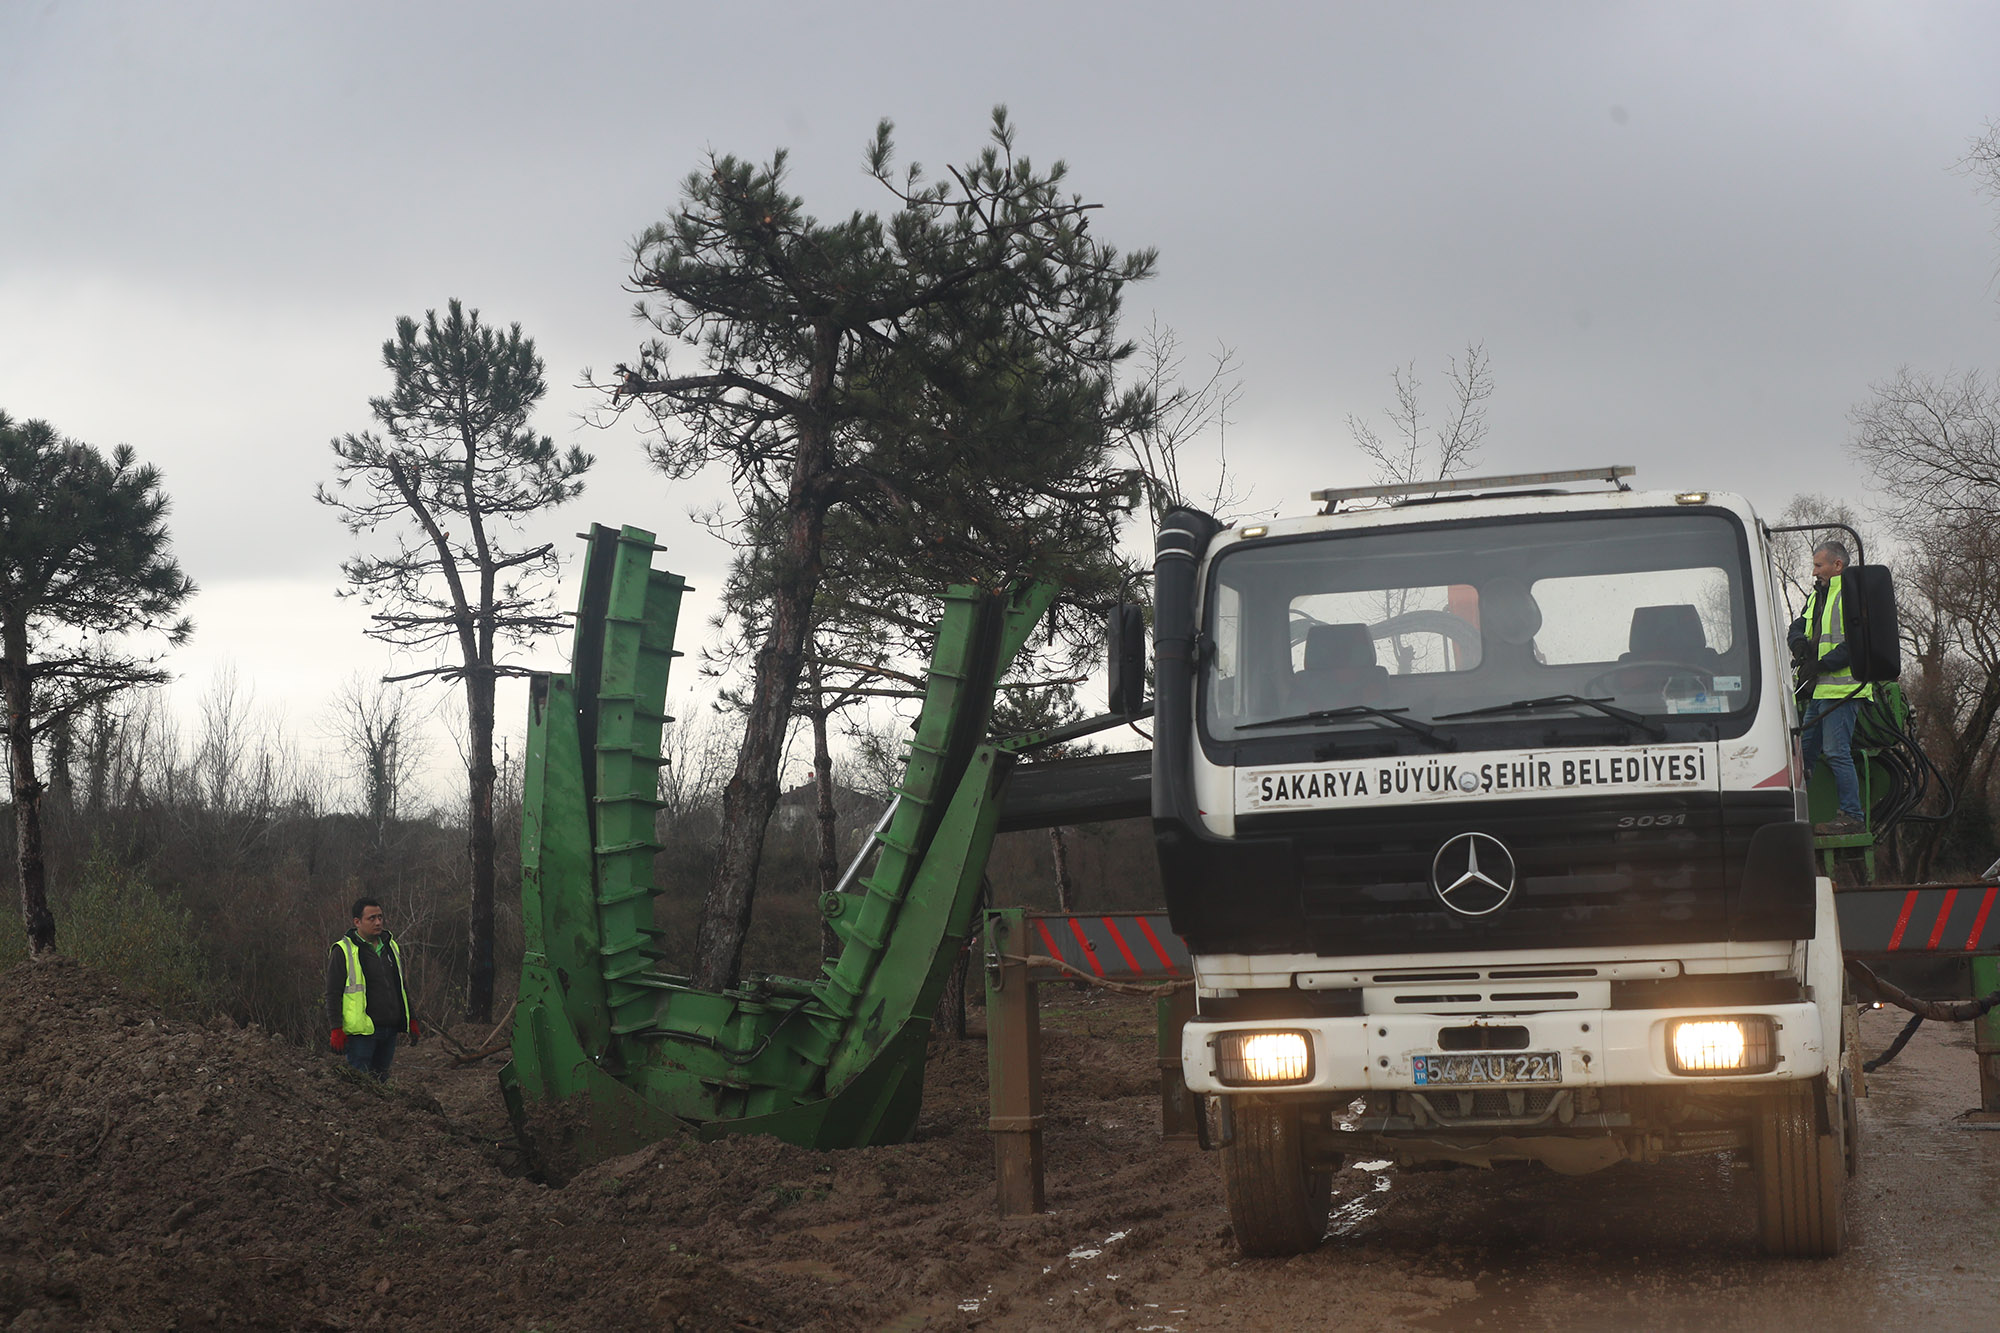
[1754,1088,1846,1258]
[1840,986,1863,1178]
[1840,1068,1860,1178]
[1222,1098,1336,1257]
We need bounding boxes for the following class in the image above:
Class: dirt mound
[0,960,1214,1331]
[0,961,841,1330]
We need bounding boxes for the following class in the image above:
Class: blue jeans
[1801,697,1862,821]
[345,1032,398,1081]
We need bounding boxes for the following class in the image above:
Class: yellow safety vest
[333,935,410,1036]
[1809,574,1872,702]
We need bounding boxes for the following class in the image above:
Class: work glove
[408,1020,421,1044]
[330,1028,346,1054]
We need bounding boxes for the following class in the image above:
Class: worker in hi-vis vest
[1788,539,1871,837]
[326,897,419,1080]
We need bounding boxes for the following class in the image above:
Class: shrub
[0,846,212,1014]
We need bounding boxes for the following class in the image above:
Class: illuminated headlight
[1667,1016,1777,1075]
[1214,1030,1313,1086]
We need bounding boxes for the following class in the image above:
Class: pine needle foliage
[606,108,1156,989]
[317,300,591,1021]
[0,411,194,956]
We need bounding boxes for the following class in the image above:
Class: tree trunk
[1050,825,1076,914]
[4,653,55,958]
[466,666,498,1022]
[695,540,823,989]
[1920,676,2000,879]
[932,876,988,1041]
[83,702,113,816]
[693,337,837,992]
[810,659,841,960]
[46,715,72,810]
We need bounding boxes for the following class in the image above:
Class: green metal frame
[1976,954,2000,1112]
[501,522,1060,1159]
[1808,682,1910,878]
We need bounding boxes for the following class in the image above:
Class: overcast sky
[3,2,1997,803]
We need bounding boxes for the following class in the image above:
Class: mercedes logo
[1430,832,1518,917]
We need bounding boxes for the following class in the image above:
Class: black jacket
[325,928,411,1035]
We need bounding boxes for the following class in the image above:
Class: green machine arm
[500,523,1058,1159]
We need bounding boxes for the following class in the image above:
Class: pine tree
[609,108,1154,989]
[317,302,591,1020]
[0,412,194,957]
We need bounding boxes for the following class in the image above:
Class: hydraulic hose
[1846,956,2000,1072]
[1850,695,1955,834]
[1862,1011,1926,1074]
[1847,957,2000,1024]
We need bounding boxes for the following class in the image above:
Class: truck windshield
[1202,512,1755,743]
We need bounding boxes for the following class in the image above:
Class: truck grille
[1159,791,1801,956]
[1279,793,1732,953]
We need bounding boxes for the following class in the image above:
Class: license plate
[1412,1052,1562,1086]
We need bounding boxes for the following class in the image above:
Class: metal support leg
[1157,986,1199,1142]
[1973,954,2000,1114]
[985,910,1044,1216]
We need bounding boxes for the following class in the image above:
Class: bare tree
[843,713,914,806]
[1123,316,1247,527]
[193,666,255,817]
[317,300,592,1021]
[1347,343,1493,489]
[1769,494,1870,610]
[78,698,116,815]
[1965,119,2000,197]
[1846,363,2000,873]
[1960,119,2000,287]
[1878,513,2000,876]
[656,703,736,828]
[1850,367,2000,525]
[1340,345,1493,670]
[325,674,424,840]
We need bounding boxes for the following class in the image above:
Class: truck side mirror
[1107,603,1148,717]
[1845,565,1900,684]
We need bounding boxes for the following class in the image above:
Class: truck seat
[1292,623,1390,709]
[1620,604,1721,666]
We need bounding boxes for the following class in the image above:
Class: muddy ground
[2,960,1996,1332]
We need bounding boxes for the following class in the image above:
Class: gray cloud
[3,1,1996,774]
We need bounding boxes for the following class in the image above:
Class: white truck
[1134,468,1859,1257]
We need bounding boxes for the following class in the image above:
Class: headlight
[1667,1016,1777,1075]
[1214,1030,1313,1086]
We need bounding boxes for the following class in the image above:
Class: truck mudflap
[1180,1000,1831,1095]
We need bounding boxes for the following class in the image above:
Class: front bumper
[1181,1003,1829,1094]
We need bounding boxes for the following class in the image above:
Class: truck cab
[1145,468,1852,1257]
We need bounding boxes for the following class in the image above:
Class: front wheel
[1754,1086,1846,1257]
[1221,1098,1338,1257]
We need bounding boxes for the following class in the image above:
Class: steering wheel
[1582,659,1715,700]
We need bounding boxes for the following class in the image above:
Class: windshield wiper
[1433,694,1667,741]
[1237,705,1456,749]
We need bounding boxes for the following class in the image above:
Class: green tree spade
[318,302,592,1021]
[0,412,194,957]
[608,108,1155,990]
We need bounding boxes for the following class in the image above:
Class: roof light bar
[1312,466,1636,512]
